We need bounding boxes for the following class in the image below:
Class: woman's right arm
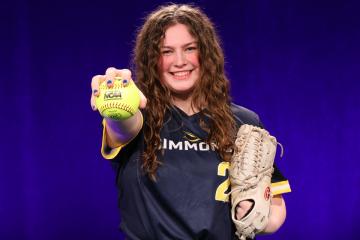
[104,111,143,148]
[90,67,147,148]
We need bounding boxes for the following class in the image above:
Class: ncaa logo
[104,90,122,100]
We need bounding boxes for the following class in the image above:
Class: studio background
[1,0,359,239]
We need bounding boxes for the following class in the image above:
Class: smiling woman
[158,23,200,102]
[90,3,290,239]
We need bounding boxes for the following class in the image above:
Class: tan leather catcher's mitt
[230,124,281,240]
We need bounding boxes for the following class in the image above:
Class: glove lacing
[229,128,281,194]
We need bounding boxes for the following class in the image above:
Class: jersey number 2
[215,161,230,202]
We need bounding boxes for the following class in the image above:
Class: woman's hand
[236,195,286,234]
[235,200,253,220]
[90,67,147,149]
[90,67,147,112]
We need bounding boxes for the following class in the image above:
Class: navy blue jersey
[101,103,291,240]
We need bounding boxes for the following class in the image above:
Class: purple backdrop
[2,0,360,239]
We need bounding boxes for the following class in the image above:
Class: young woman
[90,4,291,239]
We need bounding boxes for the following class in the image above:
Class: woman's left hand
[235,200,254,220]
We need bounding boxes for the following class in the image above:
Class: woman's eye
[161,50,172,55]
[186,47,197,52]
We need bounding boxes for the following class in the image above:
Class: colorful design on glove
[264,186,271,201]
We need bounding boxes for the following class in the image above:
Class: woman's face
[158,23,200,98]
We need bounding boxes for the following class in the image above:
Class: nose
[174,51,187,67]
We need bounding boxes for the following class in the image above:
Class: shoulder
[230,103,262,127]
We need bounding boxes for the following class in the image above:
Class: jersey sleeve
[101,119,124,160]
[270,165,291,195]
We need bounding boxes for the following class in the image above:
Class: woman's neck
[171,93,198,116]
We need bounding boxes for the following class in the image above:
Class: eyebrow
[161,41,198,49]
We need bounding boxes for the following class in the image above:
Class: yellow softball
[95,77,141,120]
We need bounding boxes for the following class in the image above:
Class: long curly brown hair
[133,4,237,180]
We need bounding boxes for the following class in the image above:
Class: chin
[170,86,196,96]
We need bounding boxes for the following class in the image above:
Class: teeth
[173,71,190,77]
